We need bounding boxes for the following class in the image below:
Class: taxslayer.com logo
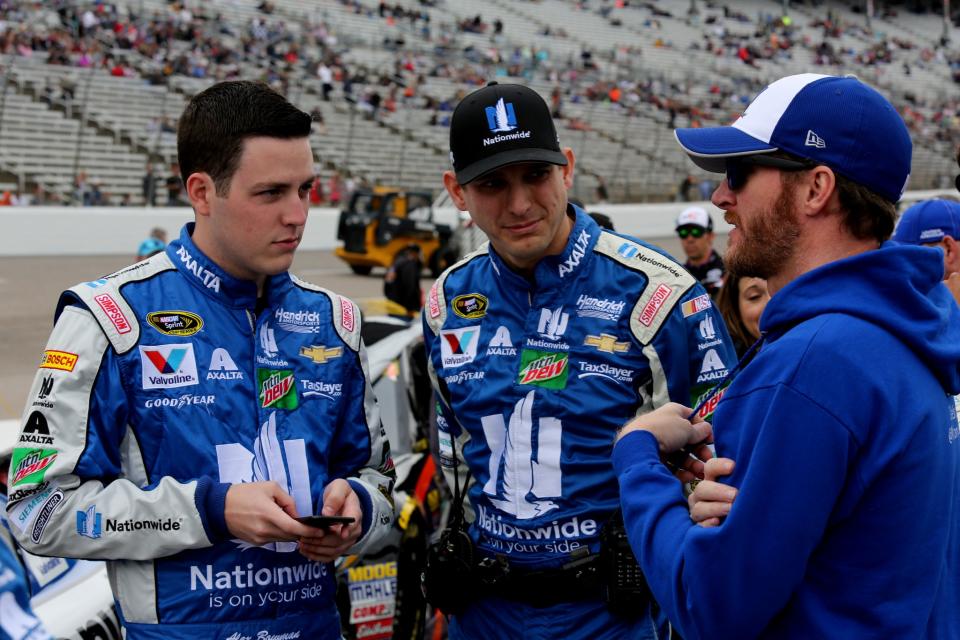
[139,344,199,389]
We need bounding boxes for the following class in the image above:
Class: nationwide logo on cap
[483,98,531,147]
[486,98,517,133]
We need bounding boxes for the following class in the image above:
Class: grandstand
[0,0,958,205]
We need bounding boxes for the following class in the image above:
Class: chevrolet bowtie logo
[299,345,343,364]
[584,334,629,354]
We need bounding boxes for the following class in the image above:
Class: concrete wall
[0,189,953,256]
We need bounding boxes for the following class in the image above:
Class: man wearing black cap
[614,73,960,638]
[422,82,735,639]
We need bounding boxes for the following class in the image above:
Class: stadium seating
[0,0,957,205]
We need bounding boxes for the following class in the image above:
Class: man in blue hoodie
[613,73,960,638]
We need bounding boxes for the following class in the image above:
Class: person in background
[0,444,51,640]
[675,205,725,297]
[715,272,769,358]
[892,198,960,305]
[615,72,960,639]
[383,243,423,317]
[136,226,168,261]
[142,162,158,207]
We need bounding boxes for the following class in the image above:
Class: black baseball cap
[450,82,568,185]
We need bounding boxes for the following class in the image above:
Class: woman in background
[716,272,769,358]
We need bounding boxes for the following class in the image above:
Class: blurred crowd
[0,0,959,204]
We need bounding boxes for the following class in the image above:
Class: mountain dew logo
[692,384,727,421]
[10,448,57,486]
[258,369,298,409]
[518,350,569,389]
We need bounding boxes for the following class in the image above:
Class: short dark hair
[177,81,312,195]
[780,160,896,243]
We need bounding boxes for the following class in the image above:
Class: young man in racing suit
[6,81,395,639]
[422,82,735,639]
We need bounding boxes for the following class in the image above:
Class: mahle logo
[517,350,569,389]
[258,369,298,409]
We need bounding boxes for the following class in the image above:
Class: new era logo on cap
[804,130,826,149]
[449,82,568,185]
[674,73,912,203]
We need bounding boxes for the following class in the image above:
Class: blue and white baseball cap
[892,199,960,245]
[675,73,912,203]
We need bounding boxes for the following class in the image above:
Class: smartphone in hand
[296,515,356,528]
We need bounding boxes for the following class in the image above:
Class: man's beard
[726,184,800,279]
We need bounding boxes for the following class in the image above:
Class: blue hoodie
[614,243,960,639]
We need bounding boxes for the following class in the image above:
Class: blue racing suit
[6,224,395,639]
[423,207,736,639]
[0,537,49,640]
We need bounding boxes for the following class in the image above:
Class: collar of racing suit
[166,223,289,309]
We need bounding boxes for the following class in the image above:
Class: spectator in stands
[697,177,714,200]
[893,198,960,306]
[716,271,769,358]
[676,205,724,297]
[142,163,158,207]
[595,176,609,203]
[383,243,422,316]
[328,171,344,206]
[677,174,695,201]
[165,162,184,206]
[318,62,334,100]
[87,182,105,206]
[72,170,90,206]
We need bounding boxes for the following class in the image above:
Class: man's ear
[185,172,215,216]
[442,171,468,211]
[560,147,576,190]
[799,165,836,217]
[943,236,960,276]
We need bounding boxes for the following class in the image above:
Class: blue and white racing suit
[423,207,736,639]
[6,224,395,639]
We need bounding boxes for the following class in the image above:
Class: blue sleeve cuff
[612,429,661,476]
[346,479,373,537]
[195,477,232,543]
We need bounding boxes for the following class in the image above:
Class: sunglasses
[677,226,707,239]
[725,155,817,190]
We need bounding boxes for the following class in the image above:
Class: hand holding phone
[296,515,356,529]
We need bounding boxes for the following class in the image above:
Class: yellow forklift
[335,187,456,277]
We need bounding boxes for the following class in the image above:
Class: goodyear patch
[146,311,204,336]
